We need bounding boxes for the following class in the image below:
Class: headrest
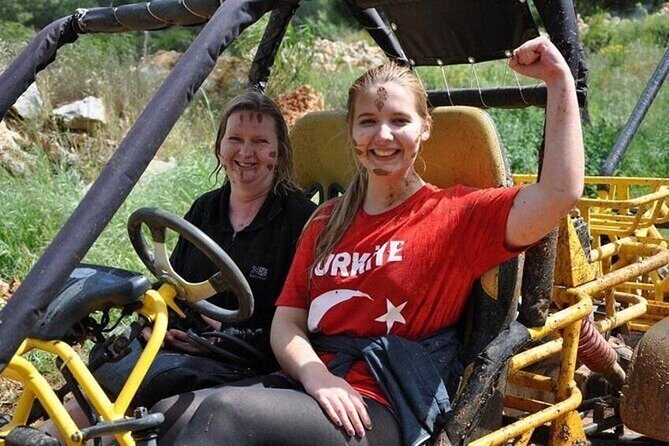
[291,106,512,200]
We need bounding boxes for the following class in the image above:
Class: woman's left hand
[509,36,571,84]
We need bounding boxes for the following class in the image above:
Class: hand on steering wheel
[127,208,254,324]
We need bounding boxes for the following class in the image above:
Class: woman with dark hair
[88,89,317,409]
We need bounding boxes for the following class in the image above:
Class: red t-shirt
[276,183,523,405]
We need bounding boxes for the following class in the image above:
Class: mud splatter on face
[373,168,390,176]
[267,164,275,171]
[375,86,388,111]
[354,149,363,156]
[269,151,277,158]
[239,114,244,123]
[248,112,255,123]
[257,113,264,124]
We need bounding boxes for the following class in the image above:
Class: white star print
[375,299,407,334]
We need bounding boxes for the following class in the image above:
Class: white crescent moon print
[307,289,373,332]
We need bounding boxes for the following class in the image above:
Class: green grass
[0,149,219,280]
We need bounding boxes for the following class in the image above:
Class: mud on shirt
[277,183,523,405]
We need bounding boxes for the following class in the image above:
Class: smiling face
[351,82,430,179]
[218,110,278,192]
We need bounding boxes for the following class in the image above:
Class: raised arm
[271,307,372,437]
[505,36,585,249]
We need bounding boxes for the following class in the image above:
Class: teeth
[237,161,255,167]
[372,149,398,158]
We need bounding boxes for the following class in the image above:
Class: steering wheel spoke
[183,279,217,302]
[152,240,173,276]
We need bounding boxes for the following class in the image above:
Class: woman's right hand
[301,364,372,438]
[271,307,371,436]
[142,327,211,355]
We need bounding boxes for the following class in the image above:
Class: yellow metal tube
[527,293,592,340]
[507,370,555,393]
[115,289,169,414]
[504,395,551,413]
[470,384,582,446]
[589,238,627,263]
[596,293,647,333]
[577,245,669,297]
[1,355,82,445]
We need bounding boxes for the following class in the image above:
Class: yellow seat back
[290,106,512,198]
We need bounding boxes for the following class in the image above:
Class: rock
[312,39,386,72]
[276,85,325,128]
[0,121,34,176]
[11,83,44,120]
[53,96,106,131]
[206,54,250,93]
[139,50,182,79]
[151,50,182,70]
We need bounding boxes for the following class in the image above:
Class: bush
[582,11,669,51]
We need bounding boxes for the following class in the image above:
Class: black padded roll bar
[346,2,406,63]
[0,17,79,121]
[0,0,294,373]
[533,0,589,102]
[427,85,587,109]
[248,5,299,91]
[72,0,221,34]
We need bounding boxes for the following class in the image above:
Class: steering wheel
[127,208,253,324]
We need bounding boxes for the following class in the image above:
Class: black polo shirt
[169,183,316,350]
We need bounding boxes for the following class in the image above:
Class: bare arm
[505,36,585,249]
[270,306,372,437]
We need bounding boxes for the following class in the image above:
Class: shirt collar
[213,182,283,233]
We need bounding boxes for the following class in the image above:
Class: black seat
[30,264,151,341]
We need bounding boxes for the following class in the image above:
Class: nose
[239,142,254,158]
[374,123,393,143]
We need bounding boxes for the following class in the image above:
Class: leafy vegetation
[0,7,667,283]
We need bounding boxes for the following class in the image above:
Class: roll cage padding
[345,2,406,64]
[0,16,79,121]
[445,322,532,445]
[533,0,589,104]
[248,5,299,91]
[72,0,222,34]
[427,85,587,109]
[0,0,297,374]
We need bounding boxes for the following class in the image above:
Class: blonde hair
[212,89,299,193]
[312,63,431,266]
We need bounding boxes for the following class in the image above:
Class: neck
[363,169,425,215]
[228,184,271,231]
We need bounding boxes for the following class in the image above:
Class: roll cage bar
[0,0,589,376]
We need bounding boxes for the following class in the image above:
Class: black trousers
[151,374,403,446]
[91,339,253,409]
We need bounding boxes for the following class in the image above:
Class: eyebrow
[356,112,377,119]
[356,111,412,119]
